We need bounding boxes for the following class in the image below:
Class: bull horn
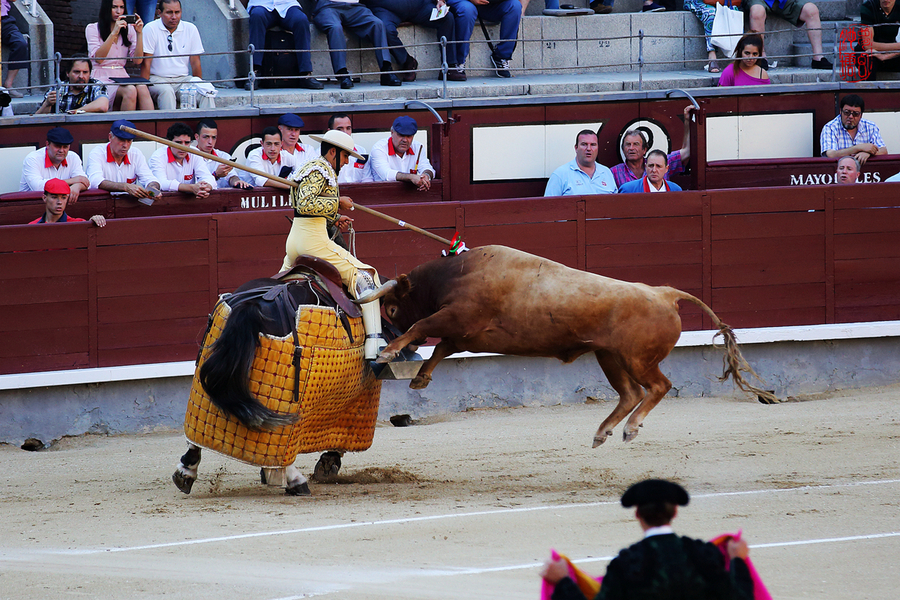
[353,279,398,304]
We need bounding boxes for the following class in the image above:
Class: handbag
[710,0,744,57]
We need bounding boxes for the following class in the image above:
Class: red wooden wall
[3,185,900,376]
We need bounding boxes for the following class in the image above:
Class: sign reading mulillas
[239,194,291,209]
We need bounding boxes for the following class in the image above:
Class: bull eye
[387,306,397,318]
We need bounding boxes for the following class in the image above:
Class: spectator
[30,179,107,226]
[246,126,297,188]
[311,0,403,89]
[610,105,693,188]
[279,113,318,166]
[246,0,324,90]
[328,113,373,184]
[140,0,216,109]
[746,0,832,70]
[86,0,154,111]
[35,57,110,114]
[2,0,29,97]
[149,121,215,197]
[369,116,434,191]
[545,130,616,196]
[365,0,465,81]
[86,119,161,201]
[539,479,754,600]
[858,0,900,81]
[194,118,252,189]
[445,0,521,78]
[718,33,770,87]
[19,127,91,202]
[836,156,860,184]
[589,0,614,14]
[684,0,739,72]
[618,149,684,193]
[819,94,886,166]
[126,0,156,25]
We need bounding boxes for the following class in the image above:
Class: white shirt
[149,146,215,191]
[369,137,434,183]
[86,143,159,189]
[246,147,297,187]
[143,19,205,78]
[20,147,87,191]
[338,143,372,184]
[648,180,666,192]
[247,0,302,18]
[283,142,318,170]
[199,147,243,189]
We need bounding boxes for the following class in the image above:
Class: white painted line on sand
[53,478,900,556]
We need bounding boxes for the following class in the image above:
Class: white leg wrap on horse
[284,464,308,487]
[176,464,198,479]
[361,300,386,360]
[261,467,286,487]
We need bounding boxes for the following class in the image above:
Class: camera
[124,14,137,24]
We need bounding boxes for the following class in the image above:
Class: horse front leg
[284,464,311,496]
[172,443,202,494]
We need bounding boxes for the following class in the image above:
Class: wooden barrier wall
[2,185,899,376]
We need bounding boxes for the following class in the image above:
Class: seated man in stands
[745,0,832,70]
[141,0,215,109]
[618,149,684,193]
[246,0,323,90]
[544,129,617,196]
[2,0,29,97]
[836,156,860,184]
[610,105,694,188]
[149,122,215,198]
[311,0,402,89]
[446,0,521,78]
[19,127,90,203]
[86,119,161,202]
[194,118,252,189]
[366,0,465,81]
[820,94,886,166]
[246,126,296,188]
[369,116,434,191]
[858,0,900,80]
[279,113,318,167]
[29,179,107,227]
[35,57,110,114]
[328,112,373,184]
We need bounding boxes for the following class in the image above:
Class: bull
[358,245,778,447]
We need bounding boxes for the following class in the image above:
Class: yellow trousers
[281,217,380,291]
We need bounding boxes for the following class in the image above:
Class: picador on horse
[173,129,407,496]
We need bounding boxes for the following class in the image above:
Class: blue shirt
[618,176,683,194]
[820,116,885,155]
[544,159,617,196]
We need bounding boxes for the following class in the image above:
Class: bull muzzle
[352,279,398,304]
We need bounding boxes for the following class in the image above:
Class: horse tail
[199,301,299,430]
[670,290,780,405]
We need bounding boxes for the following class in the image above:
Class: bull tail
[199,302,299,430]
[671,290,780,405]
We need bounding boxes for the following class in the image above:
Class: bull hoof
[375,348,399,364]
[172,470,195,494]
[622,428,640,443]
[285,481,311,496]
[409,374,432,389]
[592,431,612,448]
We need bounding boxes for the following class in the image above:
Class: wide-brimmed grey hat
[309,130,363,160]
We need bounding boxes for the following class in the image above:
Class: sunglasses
[167,33,173,52]
[841,109,862,118]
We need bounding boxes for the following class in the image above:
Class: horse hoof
[172,470,195,494]
[313,452,342,481]
[409,374,432,389]
[285,482,311,496]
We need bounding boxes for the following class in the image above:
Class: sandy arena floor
[1,385,899,599]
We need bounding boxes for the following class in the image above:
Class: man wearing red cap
[30,179,106,226]
[19,127,90,203]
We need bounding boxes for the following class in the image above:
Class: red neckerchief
[294,143,306,153]
[107,144,130,165]
[167,147,190,163]
[643,176,669,193]
[44,147,68,168]
[388,139,414,157]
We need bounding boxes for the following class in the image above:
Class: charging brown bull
[358,245,778,447]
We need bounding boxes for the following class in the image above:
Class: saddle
[273,255,361,319]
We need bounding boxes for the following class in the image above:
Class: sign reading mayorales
[789,171,882,185]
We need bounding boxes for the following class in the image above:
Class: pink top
[718,64,771,87]
[85,22,139,82]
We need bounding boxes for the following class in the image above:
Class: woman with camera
[86,0,154,111]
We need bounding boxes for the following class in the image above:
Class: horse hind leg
[592,351,647,448]
[284,464,311,496]
[172,443,202,494]
[622,363,672,442]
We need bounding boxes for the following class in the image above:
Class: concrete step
[815,0,849,20]
[792,42,838,67]
[792,20,857,44]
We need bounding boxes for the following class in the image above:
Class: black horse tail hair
[199,301,299,430]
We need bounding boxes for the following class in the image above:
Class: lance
[120,125,455,247]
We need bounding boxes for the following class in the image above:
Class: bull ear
[396,274,411,298]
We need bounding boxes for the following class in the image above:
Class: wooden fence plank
[712,212,825,240]
[96,265,209,298]
[95,240,209,272]
[586,216,701,244]
[0,249,88,278]
[0,327,89,358]
[98,317,208,351]
[587,241,701,268]
[0,275,88,305]
[833,207,900,235]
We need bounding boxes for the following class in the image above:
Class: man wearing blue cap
[278,113,318,168]
[20,127,91,203]
[369,116,435,191]
[540,479,755,600]
[86,120,161,202]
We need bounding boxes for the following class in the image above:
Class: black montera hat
[621,479,689,507]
